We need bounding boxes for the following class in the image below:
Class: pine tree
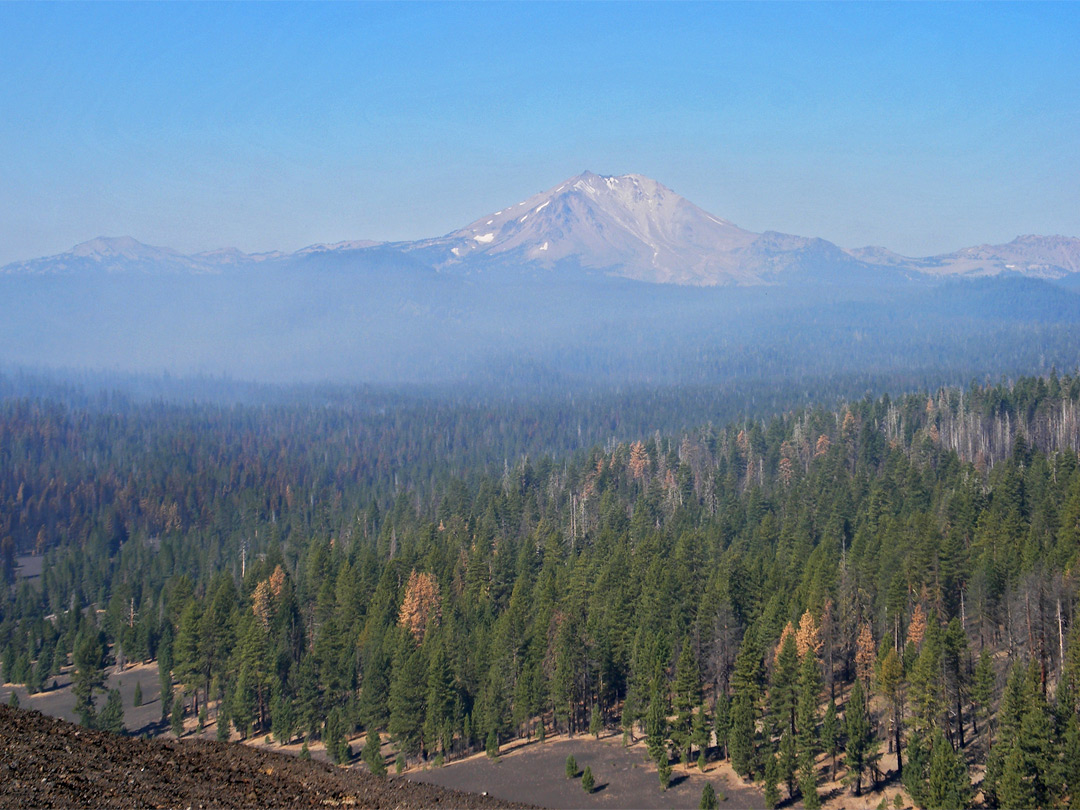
[1061,620,1080,722]
[700,782,719,810]
[216,707,230,741]
[983,658,1027,802]
[582,765,595,793]
[1060,714,1080,810]
[133,680,142,707]
[673,638,702,764]
[645,680,668,765]
[943,618,969,749]
[325,706,348,764]
[424,639,455,758]
[924,728,972,810]
[364,728,387,776]
[876,645,905,777]
[566,754,578,779]
[159,665,173,725]
[172,600,204,712]
[235,611,272,734]
[270,686,296,745]
[693,702,709,770]
[796,648,822,794]
[713,692,731,760]
[296,654,323,740]
[729,693,757,779]
[971,647,994,744]
[998,741,1035,810]
[1015,674,1058,809]
[98,688,125,734]
[171,695,185,737]
[72,627,106,728]
[844,679,874,796]
[779,728,797,799]
[821,696,839,782]
[589,703,602,739]
[730,626,763,779]
[230,666,254,738]
[902,730,931,808]
[771,632,799,737]
[801,770,821,809]
[909,615,945,737]
[388,636,426,757]
[763,747,781,809]
[658,755,672,790]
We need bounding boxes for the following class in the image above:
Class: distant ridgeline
[2,373,1080,808]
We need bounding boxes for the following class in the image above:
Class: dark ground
[409,733,766,810]
[1,660,165,736]
[0,703,528,809]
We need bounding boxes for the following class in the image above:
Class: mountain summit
[4,172,1078,288]
[406,171,877,286]
[414,171,771,285]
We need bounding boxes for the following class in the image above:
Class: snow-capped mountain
[420,171,760,284]
[409,171,875,285]
[3,173,1077,288]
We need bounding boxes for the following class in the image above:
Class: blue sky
[1,1,1078,264]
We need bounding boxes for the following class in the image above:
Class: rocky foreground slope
[0,704,523,809]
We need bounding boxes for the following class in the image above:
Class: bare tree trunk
[955,686,965,748]
[894,698,903,777]
[1058,597,1066,677]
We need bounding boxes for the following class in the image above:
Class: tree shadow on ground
[129,717,169,738]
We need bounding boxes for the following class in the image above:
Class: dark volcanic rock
[0,704,528,809]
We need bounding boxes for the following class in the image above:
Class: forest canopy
[2,372,1080,808]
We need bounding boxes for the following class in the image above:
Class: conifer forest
[3,372,1080,809]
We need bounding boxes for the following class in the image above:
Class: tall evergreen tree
[843,679,875,796]
[730,627,764,779]
[673,638,702,764]
[796,648,822,798]
[943,618,969,748]
[364,727,386,776]
[925,728,972,810]
[713,691,731,761]
[971,647,994,745]
[730,693,757,779]
[645,677,669,766]
[770,632,799,736]
[763,745,781,810]
[72,626,106,728]
[909,617,945,737]
[98,688,125,734]
[876,645,905,777]
[424,638,455,758]
[388,635,427,758]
